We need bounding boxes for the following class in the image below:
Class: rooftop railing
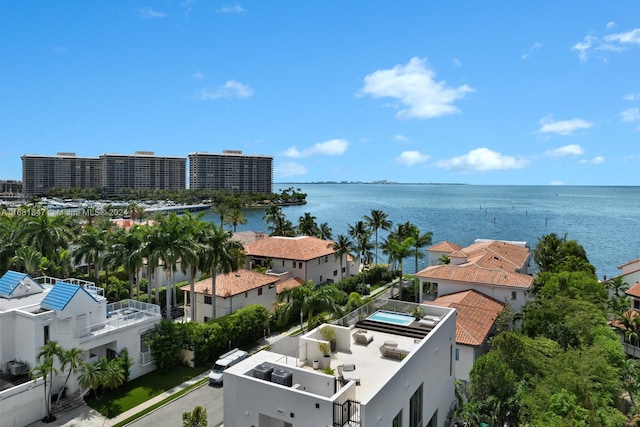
[75,299,160,341]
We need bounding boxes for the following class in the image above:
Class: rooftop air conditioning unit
[271,368,293,387]
[253,363,273,381]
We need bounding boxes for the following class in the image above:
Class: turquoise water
[368,310,415,326]
[201,184,640,281]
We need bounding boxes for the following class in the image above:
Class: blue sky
[1,1,639,185]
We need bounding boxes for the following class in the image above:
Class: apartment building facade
[100,152,186,196]
[189,150,273,194]
[21,153,101,196]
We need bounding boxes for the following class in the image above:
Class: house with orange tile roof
[610,280,640,359]
[416,239,533,310]
[610,258,640,286]
[427,290,505,381]
[180,269,279,322]
[243,234,360,286]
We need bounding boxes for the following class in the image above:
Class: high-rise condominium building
[100,151,186,196]
[21,153,101,196]
[21,151,186,196]
[189,150,273,194]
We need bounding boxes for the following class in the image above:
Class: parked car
[208,348,249,385]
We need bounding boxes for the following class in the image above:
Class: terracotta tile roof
[180,269,278,298]
[276,277,305,294]
[244,235,335,261]
[428,290,504,346]
[461,240,529,272]
[610,309,640,330]
[626,282,640,298]
[415,263,533,289]
[429,241,463,253]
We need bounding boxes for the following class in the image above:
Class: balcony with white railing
[35,275,105,299]
[75,299,161,341]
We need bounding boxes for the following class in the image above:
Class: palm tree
[0,214,23,270]
[382,235,413,300]
[199,224,244,320]
[318,222,333,240]
[78,361,102,399]
[98,357,125,392]
[329,234,354,281]
[409,225,433,274]
[73,226,107,283]
[53,347,85,411]
[32,341,64,420]
[263,205,295,236]
[118,226,144,299]
[12,246,43,276]
[179,212,208,321]
[297,212,320,236]
[348,221,373,267]
[278,281,345,331]
[619,311,640,359]
[213,202,231,228]
[364,209,392,265]
[228,208,248,232]
[19,209,74,261]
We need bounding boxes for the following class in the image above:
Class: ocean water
[202,184,640,281]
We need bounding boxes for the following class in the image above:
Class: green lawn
[85,365,209,418]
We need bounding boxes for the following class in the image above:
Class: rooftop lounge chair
[338,363,360,385]
[352,329,374,345]
[379,343,410,360]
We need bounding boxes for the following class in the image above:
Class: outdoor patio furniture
[379,343,410,360]
[352,329,373,345]
[338,363,360,385]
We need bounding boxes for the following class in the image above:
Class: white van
[208,348,248,385]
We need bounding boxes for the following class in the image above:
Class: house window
[245,292,248,298]
[298,262,302,269]
[409,384,423,427]
[282,260,285,267]
[634,300,640,310]
[392,410,402,427]
[44,325,50,345]
[333,270,338,277]
[258,287,263,296]
[342,267,346,273]
[320,275,323,283]
[325,256,328,262]
[204,316,211,322]
[450,344,453,376]
[511,291,517,300]
[292,261,296,268]
[455,347,459,361]
[204,296,212,305]
[106,348,117,360]
[140,333,149,353]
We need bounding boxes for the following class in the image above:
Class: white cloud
[282,139,349,158]
[436,148,528,172]
[358,57,474,119]
[624,92,640,101]
[452,58,462,67]
[620,107,640,130]
[521,42,543,60]
[573,28,640,61]
[274,161,307,178]
[580,156,605,164]
[218,5,244,13]
[393,134,410,143]
[606,22,617,29]
[395,151,430,166]
[538,115,593,136]
[544,144,584,157]
[139,7,167,18]
[191,71,205,79]
[620,107,640,122]
[200,80,253,100]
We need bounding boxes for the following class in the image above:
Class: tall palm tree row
[364,209,392,265]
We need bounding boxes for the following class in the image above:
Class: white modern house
[243,234,360,285]
[416,239,533,311]
[180,269,280,322]
[223,300,457,427]
[0,270,161,427]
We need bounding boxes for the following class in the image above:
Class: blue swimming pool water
[367,310,414,326]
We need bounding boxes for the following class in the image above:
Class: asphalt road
[129,382,224,427]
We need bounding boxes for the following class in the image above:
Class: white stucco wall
[455,345,476,382]
[435,280,529,311]
[189,284,278,322]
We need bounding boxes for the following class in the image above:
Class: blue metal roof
[0,270,37,297]
[41,281,97,311]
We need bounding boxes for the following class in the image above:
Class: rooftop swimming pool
[367,310,414,326]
